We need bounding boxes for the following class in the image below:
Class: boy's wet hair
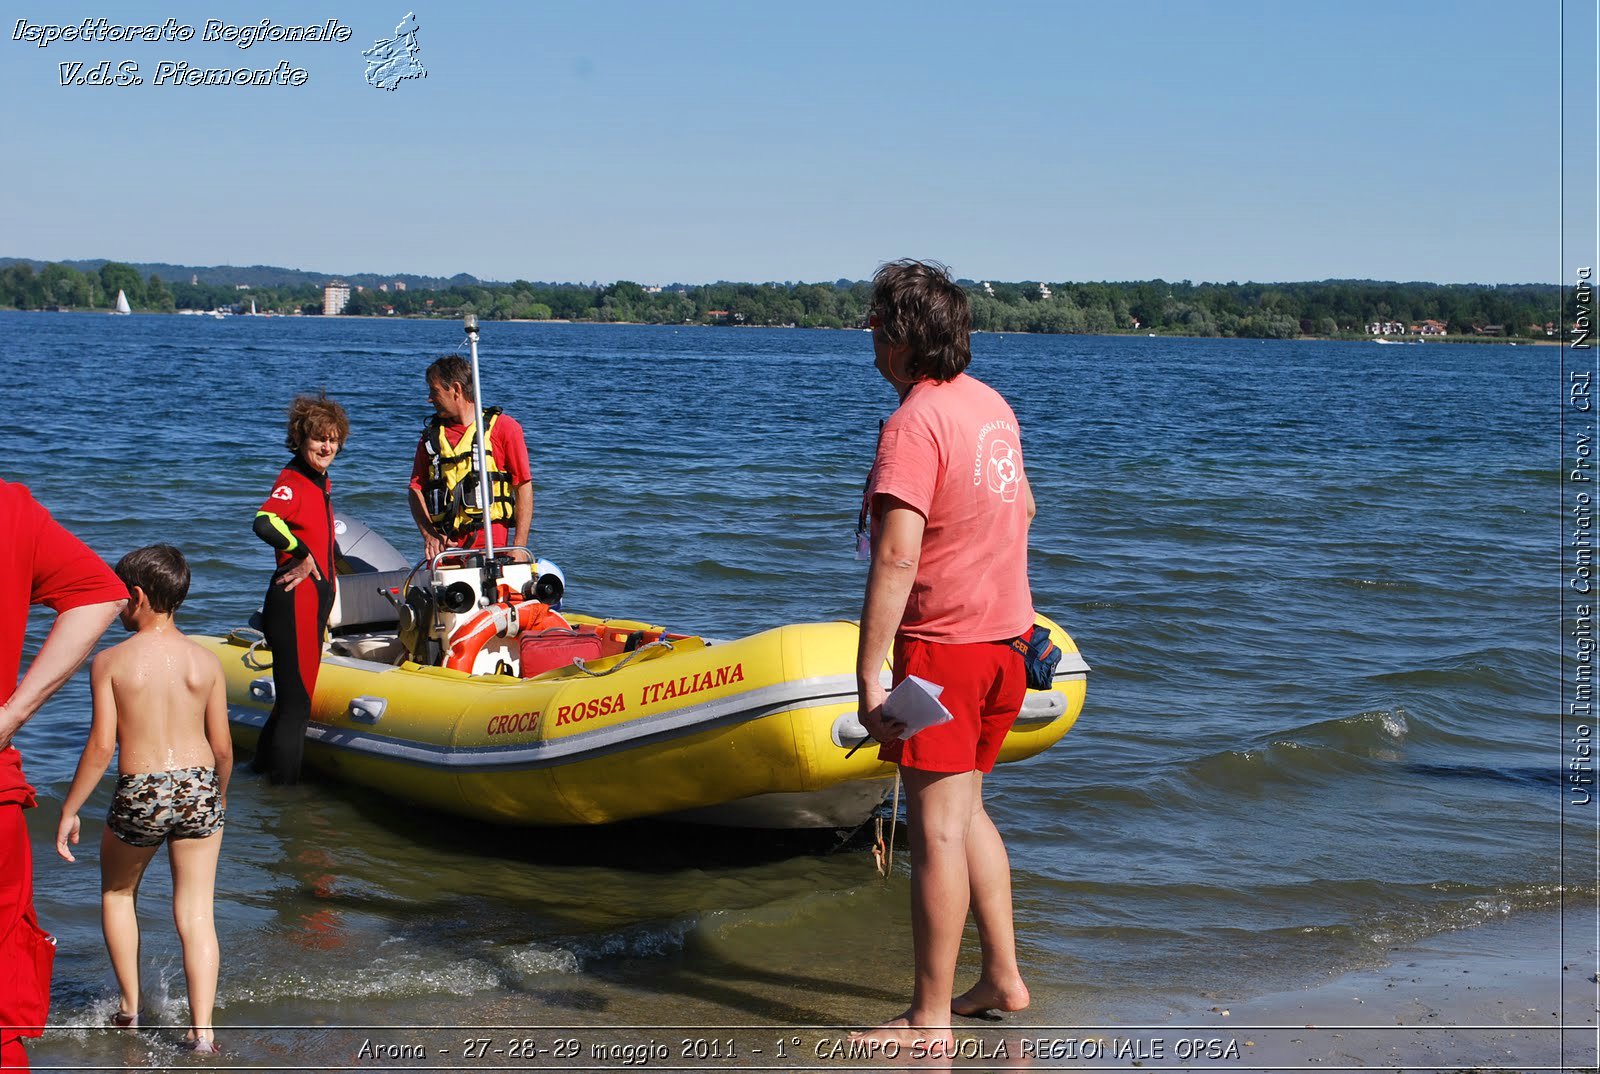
[426,354,476,401]
[115,544,191,614]
[871,259,972,383]
[285,393,350,453]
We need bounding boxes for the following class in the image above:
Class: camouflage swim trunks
[105,766,225,847]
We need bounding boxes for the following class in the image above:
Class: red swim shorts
[878,634,1027,774]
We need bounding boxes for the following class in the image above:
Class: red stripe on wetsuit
[251,456,336,784]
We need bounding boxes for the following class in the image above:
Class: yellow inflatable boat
[202,522,1088,829]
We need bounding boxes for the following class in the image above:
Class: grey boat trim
[230,652,1087,774]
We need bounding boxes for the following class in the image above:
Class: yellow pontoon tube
[200,610,1088,829]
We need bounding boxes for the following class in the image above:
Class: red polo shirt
[0,480,127,805]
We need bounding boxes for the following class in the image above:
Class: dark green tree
[98,262,144,307]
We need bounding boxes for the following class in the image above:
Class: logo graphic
[271,485,294,502]
[363,12,425,91]
[986,440,1021,502]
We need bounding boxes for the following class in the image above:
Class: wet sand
[29,900,1590,1071]
[967,908,1596,1072]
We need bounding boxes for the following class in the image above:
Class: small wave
[1401,761,1566,788]
[1292,706,1410,747]
[500,945,584,978]
[1327,576,1427,593]
[1367,648,1549,695]
[219,918,697,1005]
[550,918,696,963]
[1185,741,1366,792]
[1184,707,1410,792]
[50,970,183,1039]
[684,559,775,581]
[493,918,704,988]
[1255,892,1538,954]
[231,956,504,1004]
[1052,880,1575,988]
[1153,566,1241,583]
[1343,881,1569,947]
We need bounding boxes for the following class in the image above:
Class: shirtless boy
[55,544,232,1055]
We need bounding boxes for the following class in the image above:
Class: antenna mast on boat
[463,312,496,563]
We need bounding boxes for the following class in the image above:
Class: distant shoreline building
[323,280,351,316]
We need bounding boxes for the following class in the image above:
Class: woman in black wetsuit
[251,395,349,784]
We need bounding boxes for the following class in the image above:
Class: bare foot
[182,1034,222,1056]
[952,976,1030,1018]
[109,1010,137,1029]
[849,1014,955,1061]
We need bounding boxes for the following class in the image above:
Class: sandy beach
[1185,909,1589,1071]
[928,908,1596,1072]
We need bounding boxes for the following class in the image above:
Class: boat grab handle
[569,637,674,677]
[832,712,869,749]
[348,696,387,724]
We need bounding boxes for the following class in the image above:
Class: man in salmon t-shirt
[851,261,1037,1059]
[407,354,533,561]
[0,480,126,1071]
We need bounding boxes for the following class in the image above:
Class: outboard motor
[335,514,411,573]
[328,514,412,634]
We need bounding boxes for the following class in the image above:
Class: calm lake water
[1,311,1570,1067]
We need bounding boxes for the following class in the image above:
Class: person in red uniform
[0,480,127,1071]
[851,261,1038,1058]
[250,395,348,785]
[407,354,532,561]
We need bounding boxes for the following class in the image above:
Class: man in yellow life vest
[407,355,533,561]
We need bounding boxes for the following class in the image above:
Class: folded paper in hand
[884,675,953,739]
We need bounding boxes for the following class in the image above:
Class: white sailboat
[111,289,131,315]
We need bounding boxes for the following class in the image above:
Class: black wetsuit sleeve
[254,511,309,559]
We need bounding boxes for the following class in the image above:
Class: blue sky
[1,1,1592,284]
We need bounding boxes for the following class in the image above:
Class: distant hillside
[0,257,488,292]
[1,255,1568,340]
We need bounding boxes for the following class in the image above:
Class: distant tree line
[0,261,327,315]
[0,261,1571,340]
[0,257,487,294]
